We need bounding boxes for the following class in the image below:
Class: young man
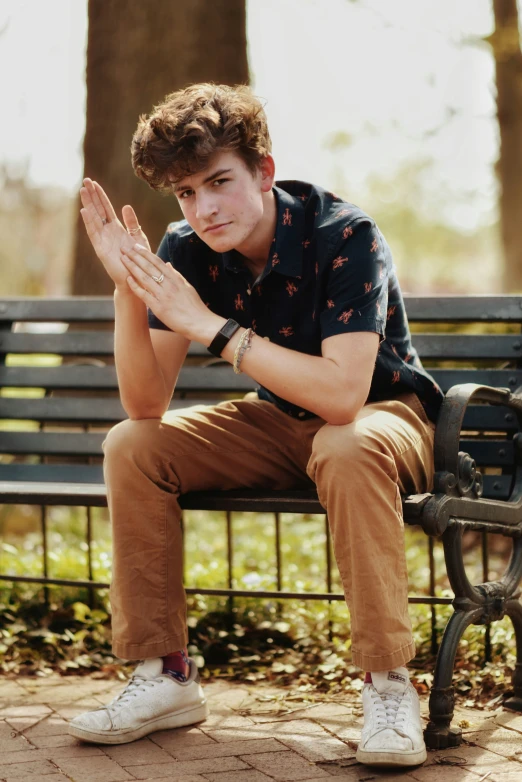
[69,83,443,767]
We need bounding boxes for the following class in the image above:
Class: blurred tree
[73,0,249,294]
[487,0,522,292]
[0,165,75,296]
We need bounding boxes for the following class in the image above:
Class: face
[171,151,274,253]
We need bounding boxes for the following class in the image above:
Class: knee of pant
[103,418,163,466]
[306,422,381,483]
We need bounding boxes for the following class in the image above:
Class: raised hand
[120,243,220,342]
[79,179,151,288]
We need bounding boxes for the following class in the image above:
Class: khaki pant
[103,391,435,672]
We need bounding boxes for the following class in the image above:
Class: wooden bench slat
[0,332,114,355]
[0,475,326,511]
[1,432,105,456]
[0,399,520,434]
[2,295,522,323]
[0,463,105,485]
[1,365,521,394]
[464,440,514,466]
[3,331,522,361]
[462,405,518,431]
[412,334,522,360]
[1,397,519,432]
[404,296,522,321]
[0,332,209,356]
[0,469,511,507]
[430,369,522,393]
[0,298,114,322]
[0,397,223,422]
[0,365,252,391]
[481,475,512,499]
[1,432,515,467]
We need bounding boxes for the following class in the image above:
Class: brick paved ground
[1,674,522,781]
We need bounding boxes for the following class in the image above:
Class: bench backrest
[1,296,521,498]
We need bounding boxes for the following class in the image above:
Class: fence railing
[2,504,499,658]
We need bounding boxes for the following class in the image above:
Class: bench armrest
[433,382,522,500]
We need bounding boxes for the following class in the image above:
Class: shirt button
[298,411,306,418]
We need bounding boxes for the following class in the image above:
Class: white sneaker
[356,668,427,767]
[68,657,209,744]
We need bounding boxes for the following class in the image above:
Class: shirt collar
[222,184,305,279]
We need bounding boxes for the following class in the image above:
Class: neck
[235,189,277,272]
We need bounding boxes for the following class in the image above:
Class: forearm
[116,243,360,424]
[114,287,169,419]
[195,316,356,425]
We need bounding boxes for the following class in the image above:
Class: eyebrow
[174,168,232,193]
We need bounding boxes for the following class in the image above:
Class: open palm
[80,178,151,288]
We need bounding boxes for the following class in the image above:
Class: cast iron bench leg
[424,521,522,747]
[424,607,482,748]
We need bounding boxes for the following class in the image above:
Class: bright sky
[0,0,497,230]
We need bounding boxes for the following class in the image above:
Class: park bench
[1,294,522,748]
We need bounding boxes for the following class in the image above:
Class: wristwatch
[207,318,241,357]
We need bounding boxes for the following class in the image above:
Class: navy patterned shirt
[148,180,444,423]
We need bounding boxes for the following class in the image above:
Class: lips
[204,222,230,233]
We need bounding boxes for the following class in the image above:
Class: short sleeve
[320,219,388,343]
[147,230,174,331]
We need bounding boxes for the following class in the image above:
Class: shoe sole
[68,701,209,745]
[356,746,427,767]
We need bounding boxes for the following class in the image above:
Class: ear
[258,155,276,193]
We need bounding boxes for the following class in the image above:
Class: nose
[195,191,218,222]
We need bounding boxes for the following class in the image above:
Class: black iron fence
[3,503,499,657]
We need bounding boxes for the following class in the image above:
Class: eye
[179,189,193,199]
[212,178,229,187]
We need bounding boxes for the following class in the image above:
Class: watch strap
[207,318,241,357]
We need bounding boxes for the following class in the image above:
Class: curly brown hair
[131,83,272,194]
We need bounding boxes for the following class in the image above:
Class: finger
[92,181,118,222]
[125,272,159,304]
[121,252,164,292]
[122,244,170,279]
[79,184,93,210]
[122,204,146,237]
[80,190,106,234]
[80,206,106,245]
[80,208,97,242]
[130,243,179,277]
[80,207,93,232]
[80,186,100,221]
[83,179,109,224]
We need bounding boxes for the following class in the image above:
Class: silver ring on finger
[151,273,165,285]
[101,218,107,225]
[128,225,142,235]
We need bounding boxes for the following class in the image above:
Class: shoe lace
[371,688,408,731]
[104,673,165,714]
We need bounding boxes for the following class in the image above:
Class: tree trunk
[73,0,249,294]
[490,0,522,292]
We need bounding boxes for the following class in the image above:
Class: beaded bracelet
[232,329,250,374]
[233,329,253,374]
[233,328,254,374]
[237,329,254,373]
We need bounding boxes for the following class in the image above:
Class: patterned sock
[162,648,190,682]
